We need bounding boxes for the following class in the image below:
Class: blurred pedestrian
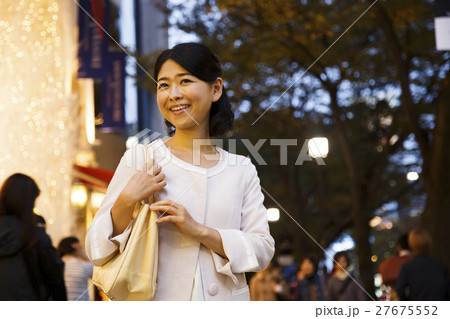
[327,251,366,301]
[249,262,280,301]
[296,254,327,301]
[0,173,66,300]
[288,263,301,300]
[58,236,94,301]
[272,262,290,300]
[395,228,450,301]
[378,234,413,300]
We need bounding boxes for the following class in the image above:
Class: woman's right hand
[111,160,166,236]
[119,160,166,204]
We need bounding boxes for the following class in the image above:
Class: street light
[71,183,88,207]
[308,137,329,158]
[406,172,419,181]
[369,216,382,228]
[267,208,280,222]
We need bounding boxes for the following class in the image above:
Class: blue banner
[101,51,126,131]
[77,0,108,79]
[77,0,126,130]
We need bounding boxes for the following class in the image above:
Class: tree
[368,0,450,270]
[161,0,448,297]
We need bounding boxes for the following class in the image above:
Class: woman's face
[156,59,222,134]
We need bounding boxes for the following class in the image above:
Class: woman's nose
[169,85,183,100]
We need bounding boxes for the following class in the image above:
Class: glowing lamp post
[267,208,280,222]
[308,137,329,158]
[406,172,419,181]
[71,183,88,207]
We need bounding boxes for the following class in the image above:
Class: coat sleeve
[211,161,275,283]
[85,148,144,266]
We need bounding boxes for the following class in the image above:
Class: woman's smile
[169,103,191,114]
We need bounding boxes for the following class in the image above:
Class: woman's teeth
[171,105,190,111]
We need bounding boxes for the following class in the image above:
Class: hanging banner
[101,51,126,131]
[77,0,126,130]
[435,0,450,51]
[77,0,108,79]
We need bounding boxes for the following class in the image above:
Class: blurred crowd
[249,250,366,301]
[249,229,450,301]
[0,173,95,301]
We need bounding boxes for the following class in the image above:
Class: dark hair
[34,213,46,229]
[301,253,319,274]
[333,251,350,268]
[397,234,410,251]
[154,42,234,137]
[0,173,40,248]
[58,237,79,257]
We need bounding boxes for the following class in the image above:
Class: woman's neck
[167,128,213,152]
[165,129,219,167]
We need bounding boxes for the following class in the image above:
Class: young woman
[295,254,327,301]
[0,173,66,300]
[85,42,275,300]
[326,251,365,301]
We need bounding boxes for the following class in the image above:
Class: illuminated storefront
[0,0,81,242]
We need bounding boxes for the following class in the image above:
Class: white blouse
[85,138,275,300]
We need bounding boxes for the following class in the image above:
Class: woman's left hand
[150,199,226,257]
[150,200,202,238]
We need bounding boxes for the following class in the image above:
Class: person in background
[58,236,94,301]
[0,173,66,300]
[296,254,327,301]
[395,228,450,301]
[287,263,301,300]
[249,262,279,301]
[327,251,366,301]
[271,262,290,300]
[378,234,413,300]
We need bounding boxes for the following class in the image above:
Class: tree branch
[370,1,430,165]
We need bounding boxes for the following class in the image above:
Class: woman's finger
[154,172,165,182]
[150,204,178,215]
[147,161,162,176]
[156,216,177,224]
[153,164,162,175]
[152,199,176,207]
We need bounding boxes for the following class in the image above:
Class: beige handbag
[92,198,158,301]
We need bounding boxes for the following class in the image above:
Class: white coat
[85,139,275,300]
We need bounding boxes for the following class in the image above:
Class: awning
[73,164,114,191]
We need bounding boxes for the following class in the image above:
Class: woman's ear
[211,77,223,103]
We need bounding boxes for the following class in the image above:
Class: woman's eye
[158,83,168,89]
[181,79,191,84]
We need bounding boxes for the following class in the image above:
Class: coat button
[208,283,219,296]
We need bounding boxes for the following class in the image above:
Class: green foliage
[162,0,448,248]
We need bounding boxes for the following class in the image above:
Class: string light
[0,0,80,241]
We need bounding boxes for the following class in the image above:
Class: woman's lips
[170,104,191,115]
